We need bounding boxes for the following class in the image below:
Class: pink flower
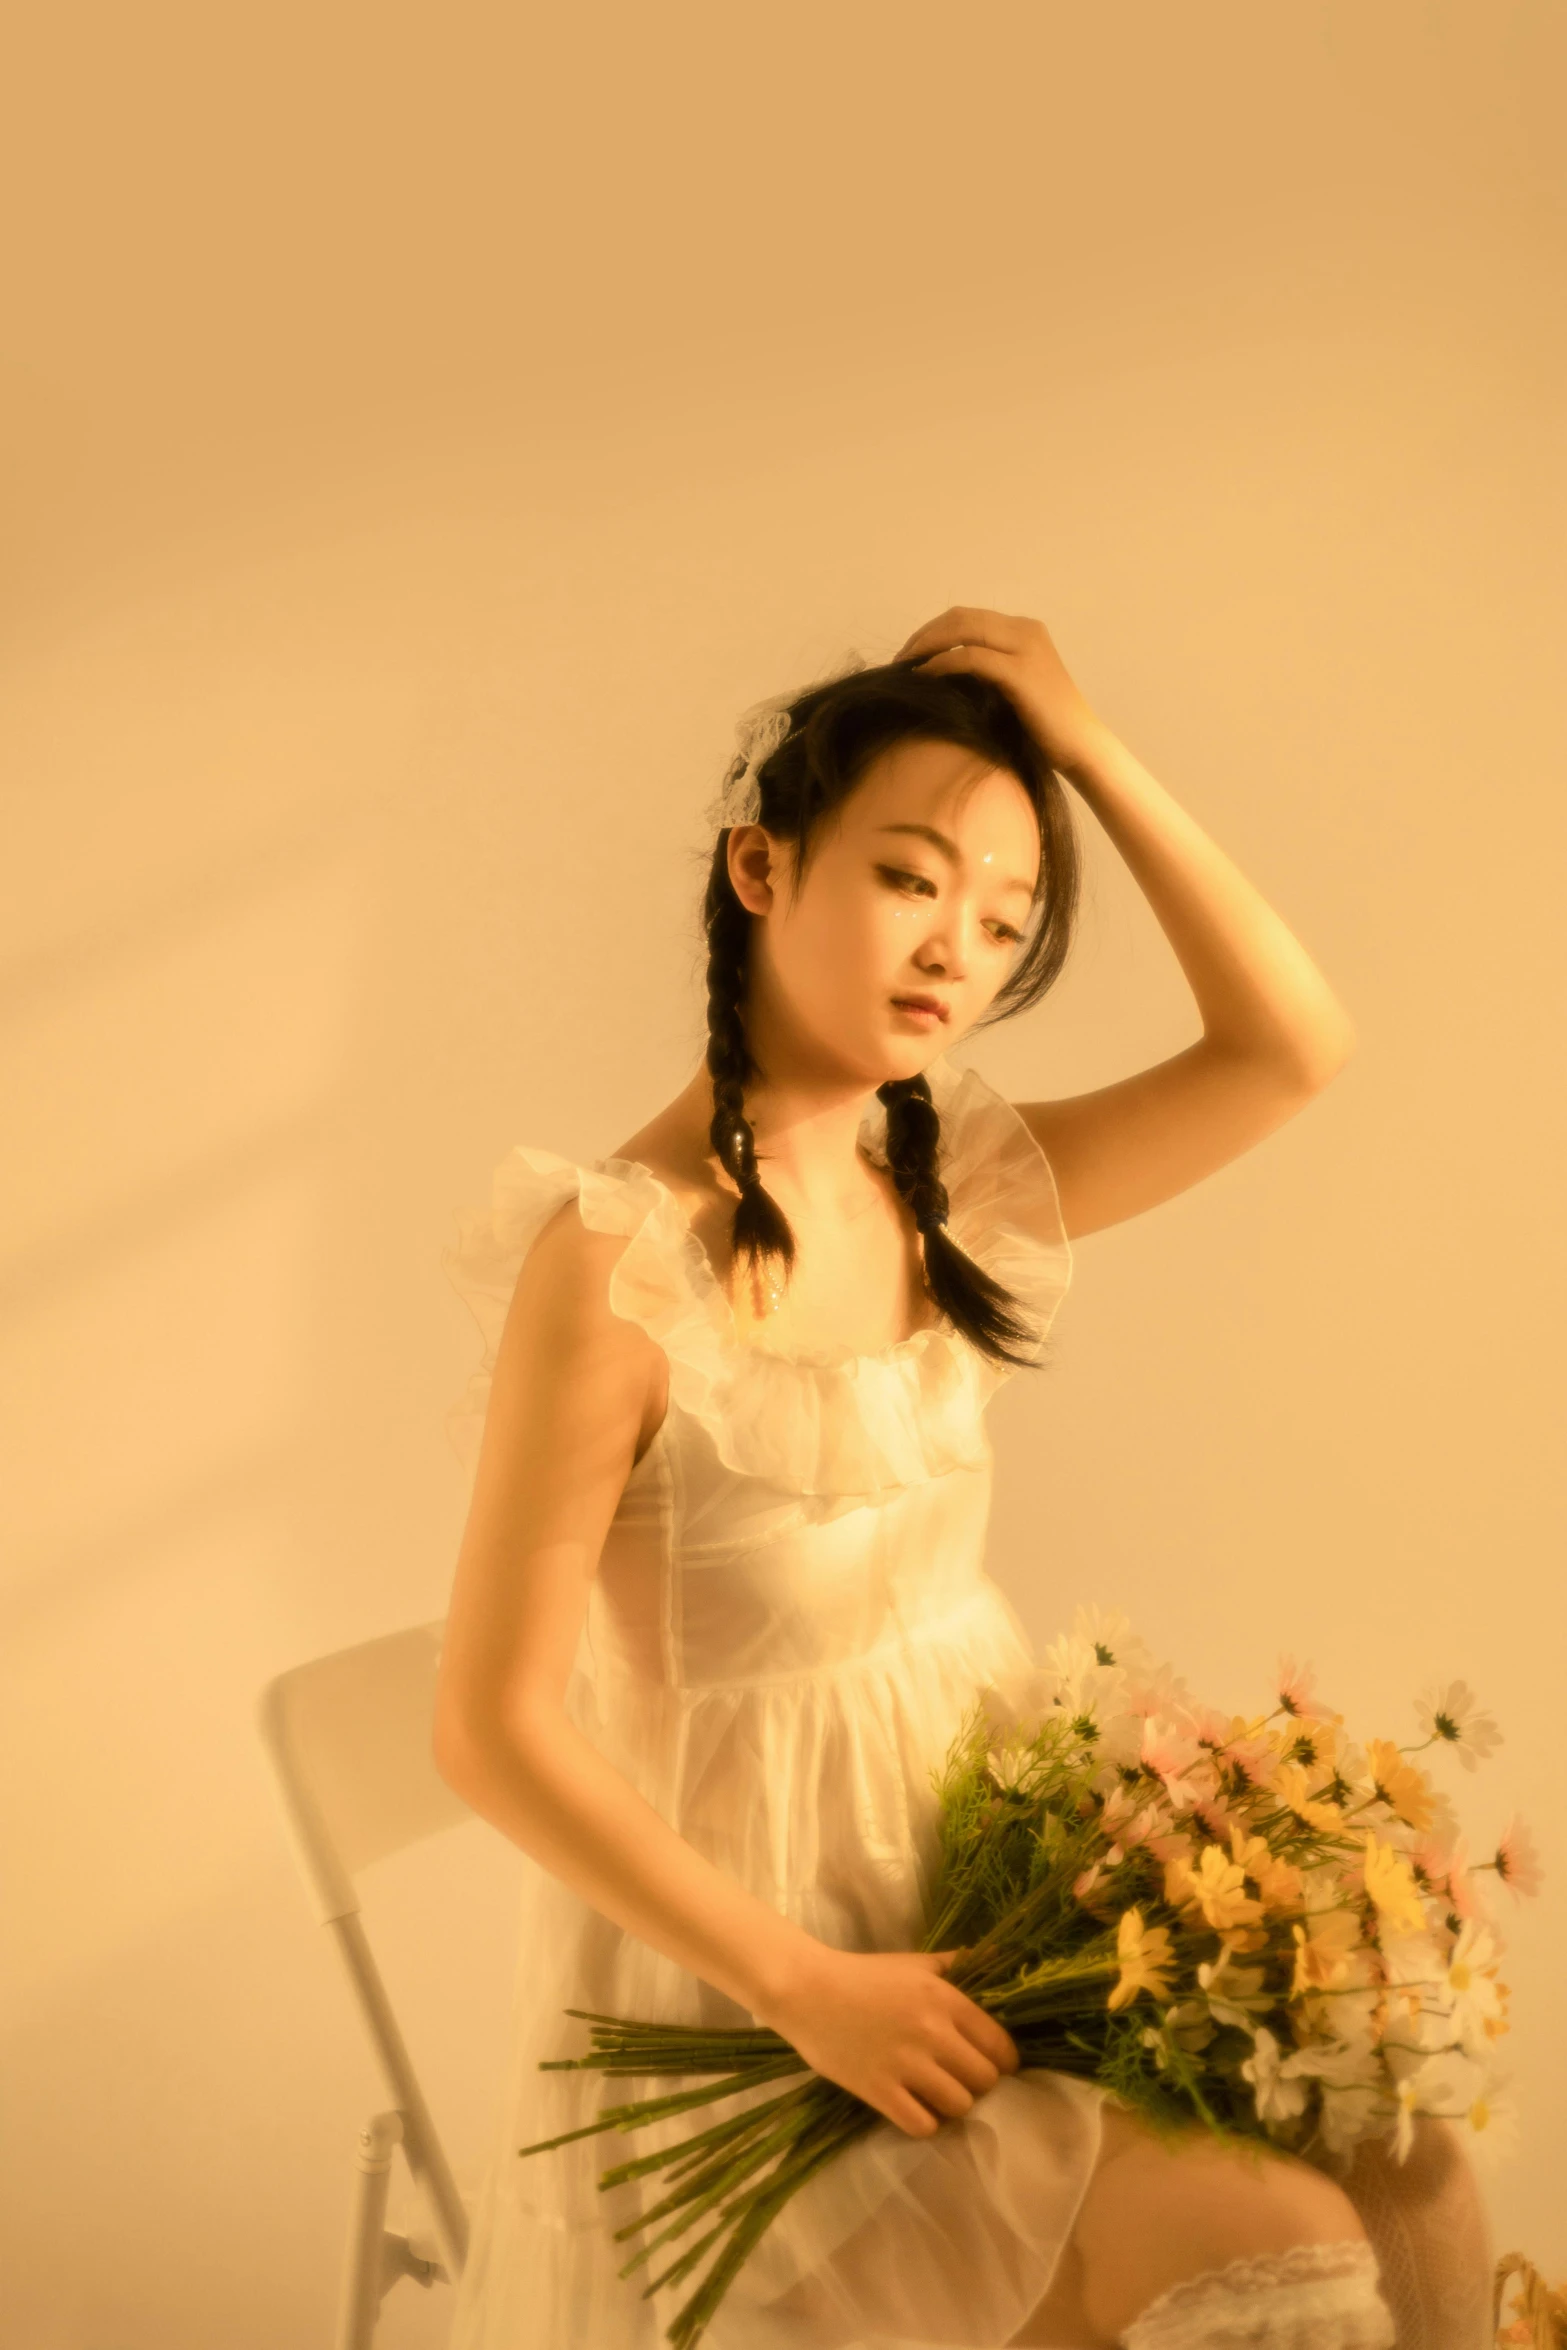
[1414,1833,1486,1923]
[1192,1795,1236,1843]
[1224,1726,1283,1787]
[1106,1797,1173,1857]
[1276,1653,1337,1724]
[1140,1714,1206,1811]
[1194,1708,1278,1788]
[1493,1815,1543,1900]
[1100,1783,1154,1840]
[1122,1662,1196,1721]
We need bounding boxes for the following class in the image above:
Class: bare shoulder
[505,1192,649,1354]
[485,1193,668,1467]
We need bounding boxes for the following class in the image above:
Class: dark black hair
[703,653,1081,1369]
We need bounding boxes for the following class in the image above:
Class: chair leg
[334,2112,403,2350]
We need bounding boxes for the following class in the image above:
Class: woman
[433,610,1493,2348]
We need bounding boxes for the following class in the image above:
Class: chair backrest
[257,1619,471,1924]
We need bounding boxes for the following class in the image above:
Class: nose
[916,901,974,983]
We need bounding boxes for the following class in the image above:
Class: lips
[891,995,949,1022]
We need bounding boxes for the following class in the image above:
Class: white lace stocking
[1119,2238,1397,2350]
[1336,2120,1496,2350]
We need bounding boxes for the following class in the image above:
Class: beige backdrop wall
[3,4,1562,2342]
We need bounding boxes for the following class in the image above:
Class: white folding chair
[257,1619,479,2349]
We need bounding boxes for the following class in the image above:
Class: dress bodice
[443,1054,1073,1710]
[441,1060,1101,2350]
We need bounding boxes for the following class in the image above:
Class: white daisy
[1122,1658,1198,1721]
[985,1735,1036,1793]
[1463,2084,1520,2174]
[1041,1631,1128,1725]
[1197,1949,1272,2034]
[1414,1680,1503,1772]
[1069,1602,1153,1676]
[1443,1919,1507,2060]
[1089,1705,1149,1776]
[1315,2078,1391,2156]
[978,1663,1060,1742]
[1283,2021,1389,2156]
[1241,2027,1314,2127]
[1384,2045,1486,2162]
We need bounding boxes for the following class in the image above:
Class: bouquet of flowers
[520,1608,1537,2350]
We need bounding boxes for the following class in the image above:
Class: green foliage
[921,1698,1106,1965]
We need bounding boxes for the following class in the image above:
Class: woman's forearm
[436,1709,824,2022]
[1060,720,1357,1086]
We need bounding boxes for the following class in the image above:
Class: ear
[726,826,789,917]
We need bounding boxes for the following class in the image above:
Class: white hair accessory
[710,694,794,830]
[704,653,870,833]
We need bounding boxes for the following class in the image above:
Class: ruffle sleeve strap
[912,1055,1076,1385]
[439,1144,716,1484]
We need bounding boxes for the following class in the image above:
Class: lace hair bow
[705,652,869,832]
[710,693,795,830]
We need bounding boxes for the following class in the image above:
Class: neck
[746,1074,882,1210]
[676,1059,886,1216]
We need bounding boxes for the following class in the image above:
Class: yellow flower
[1173,1843,1266,1936]
[1228,1825,1305,1913]
[1361,1832,1428,1939]
[1290,1907,1363,1996]
[1108,1905,1176,2012]
[1278,1716,1342,1782]
[1366,1738,1434,1831]
[1271,1761,1344,1833]
[1161,1840,1197,1907]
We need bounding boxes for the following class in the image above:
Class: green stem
[597,2082,813,2190]
[662,2110,875,2350]
[614,2090,829,2270]
[518,2053,806,2157]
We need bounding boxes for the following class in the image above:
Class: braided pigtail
[877,1073,1042,1369]
[697,651,1083,1363]
[702,849,796,1285]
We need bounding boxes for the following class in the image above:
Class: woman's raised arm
[899,606,1358,1239]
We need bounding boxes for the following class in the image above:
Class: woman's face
[729,735,1042,1089]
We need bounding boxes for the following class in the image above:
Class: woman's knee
[1075,2106,1366,2341]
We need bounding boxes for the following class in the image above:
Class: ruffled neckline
[592,1090,944,1374]
[442,1057,1073,1501]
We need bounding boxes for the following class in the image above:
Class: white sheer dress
[440,1054,1109,2350]
[438,1050,1498,2350]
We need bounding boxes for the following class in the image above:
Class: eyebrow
[874,822,1036,900]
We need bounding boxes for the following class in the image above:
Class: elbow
[431,1681,509,1797]
[1277,1010,1357,1094]
[431,1687,560,1798]
[431,1703,487,1798]
[1300,1018,1357,1092]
